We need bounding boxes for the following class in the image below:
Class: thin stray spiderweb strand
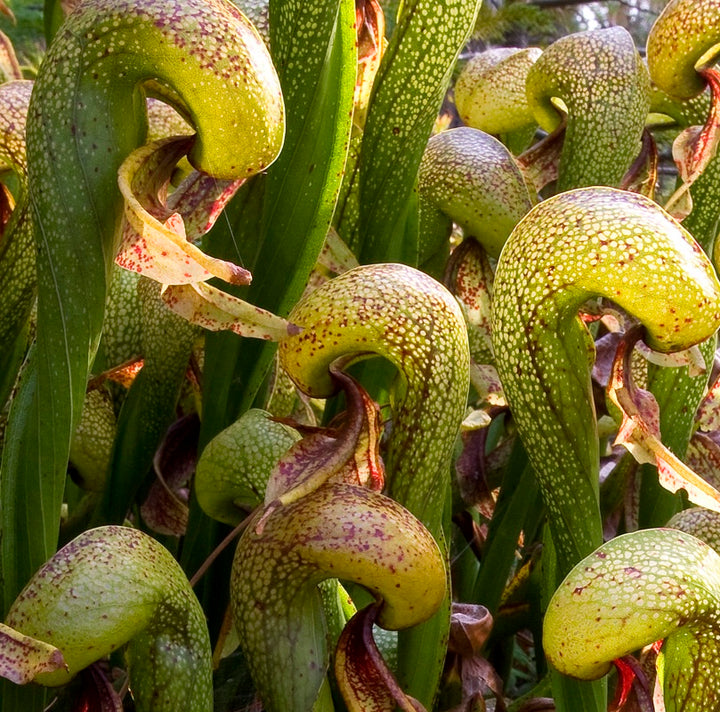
[206,165,245,268]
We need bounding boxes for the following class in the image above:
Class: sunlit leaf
[0,31,21,82]
[317,227,359,275]
[264,370,384,507]
[685,432,720,491]
[666,68,720,218]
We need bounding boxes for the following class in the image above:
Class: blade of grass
[355,0,481,265]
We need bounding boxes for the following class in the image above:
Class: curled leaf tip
[263,369,385,508]
[232,483,446,711]
[544,528,720,711]
[5,526,212,710]
[455,46,541,135]
[647,0,720,100]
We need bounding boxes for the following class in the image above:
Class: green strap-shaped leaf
[355,0,481,264]
[1,0,283,616]
[94,278,197,524]
[470,448,541,617]
[183,0,357,625]
[200,0,356,425]
[42,0,64,44]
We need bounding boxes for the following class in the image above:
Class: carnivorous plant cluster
[5,0,720,710]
